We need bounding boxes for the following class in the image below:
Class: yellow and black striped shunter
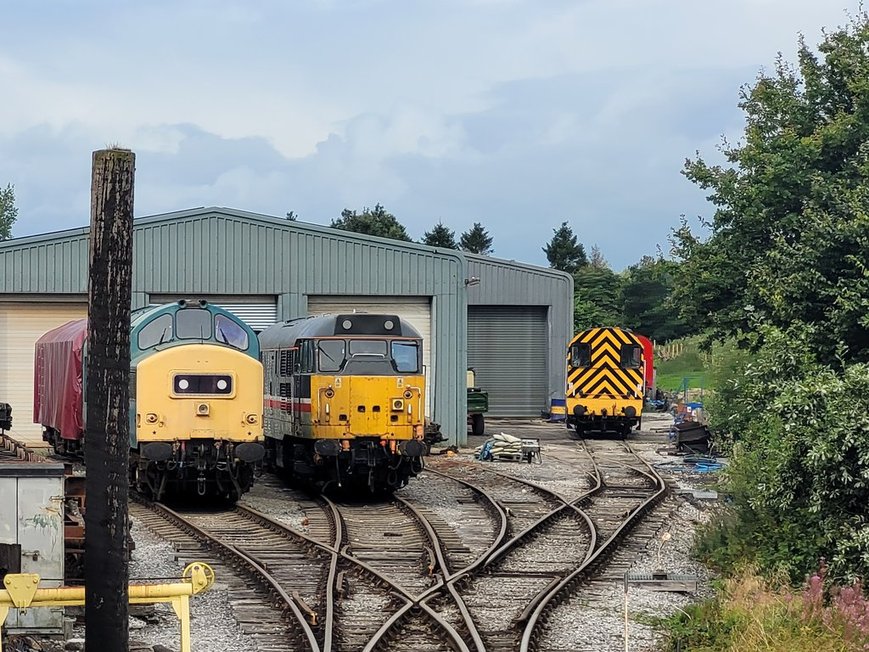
[259,313,427,493]
[566,326,645,437]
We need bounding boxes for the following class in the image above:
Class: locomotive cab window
[317,339,345,372]
[391,341,420,373]
[176,308,213,340]
[570,342,591,367]
[620,344,643,369]
[138,313,174,349]
[303,340,316,373]
[214,314,248,350]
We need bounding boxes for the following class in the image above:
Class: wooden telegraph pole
[85,148,135,651]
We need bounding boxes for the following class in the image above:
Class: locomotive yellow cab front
[260,313,428,493]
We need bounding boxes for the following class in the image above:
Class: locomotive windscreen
[333,314,401,335]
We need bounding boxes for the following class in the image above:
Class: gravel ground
[10,414,716,652]
[115,517,250,652]
[457,415,720,652]
[239,478,308,531]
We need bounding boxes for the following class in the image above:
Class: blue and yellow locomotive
[258,313,427,493]
[34,299,265,501]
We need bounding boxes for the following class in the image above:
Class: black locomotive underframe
[567,415,639,436]
[269,435,424,493]
[132,439,261,501]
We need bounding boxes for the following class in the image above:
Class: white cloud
[0,0,862,267]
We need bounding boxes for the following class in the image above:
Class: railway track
[423,440,667,652]
[4,428,669,651]
[518,440,668,652]
[330,469,509,652]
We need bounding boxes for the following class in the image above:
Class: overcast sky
[0,0,861,269]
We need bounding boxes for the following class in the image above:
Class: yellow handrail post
[170,596,192,652]
[0,562,214,652]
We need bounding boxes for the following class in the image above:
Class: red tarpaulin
[33,319,88,441]
[635,334,655,392]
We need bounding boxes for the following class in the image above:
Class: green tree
[542,221,586,273]
[573,264,623,331]
[0,183,17,241]
[619,256,690,342]
[672,15,869,363]
[588,245,608,269]
[331,204,412,242]
[421,221,458,249]
[460,222,494,255]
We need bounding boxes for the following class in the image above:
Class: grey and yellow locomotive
[259,313,427,492]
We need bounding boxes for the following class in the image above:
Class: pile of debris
[475,433,541,463]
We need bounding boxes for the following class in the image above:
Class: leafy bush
[699,325,869,582]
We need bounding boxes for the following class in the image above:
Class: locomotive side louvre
[566,326,645,437]
[260,313,427,493]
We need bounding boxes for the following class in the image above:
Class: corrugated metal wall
[0,209,468,445]
[0,209,573,440]
[465,255,573,411]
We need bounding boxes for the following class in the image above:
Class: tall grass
[662,567,869,651]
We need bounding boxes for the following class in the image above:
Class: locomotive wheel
[471,413,485,437]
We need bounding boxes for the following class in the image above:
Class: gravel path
[121,517,251,652]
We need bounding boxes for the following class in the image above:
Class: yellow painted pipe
[0,562,214,652]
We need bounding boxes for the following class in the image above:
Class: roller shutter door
[307,296,432,417]
[149,295,277,332]
[468,306,548,417]
[0,302,88,444]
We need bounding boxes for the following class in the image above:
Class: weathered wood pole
[85,148,135,651]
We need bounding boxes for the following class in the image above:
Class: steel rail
[134,497,322,652]
[352,468,509,652]
[326,495,470,652]
[413,463,600,652]
[518,442,669,652]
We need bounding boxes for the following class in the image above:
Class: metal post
[85,148,135,651]
[623,571,629,652]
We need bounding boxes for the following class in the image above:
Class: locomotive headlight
[392,399,404,412]
[145,413,158,424]
[245,413,258,424]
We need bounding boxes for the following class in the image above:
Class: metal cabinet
[0,461,65,634]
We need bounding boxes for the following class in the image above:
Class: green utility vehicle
[467,368,489,437]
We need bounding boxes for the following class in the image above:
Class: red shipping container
[33,319,88,441]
